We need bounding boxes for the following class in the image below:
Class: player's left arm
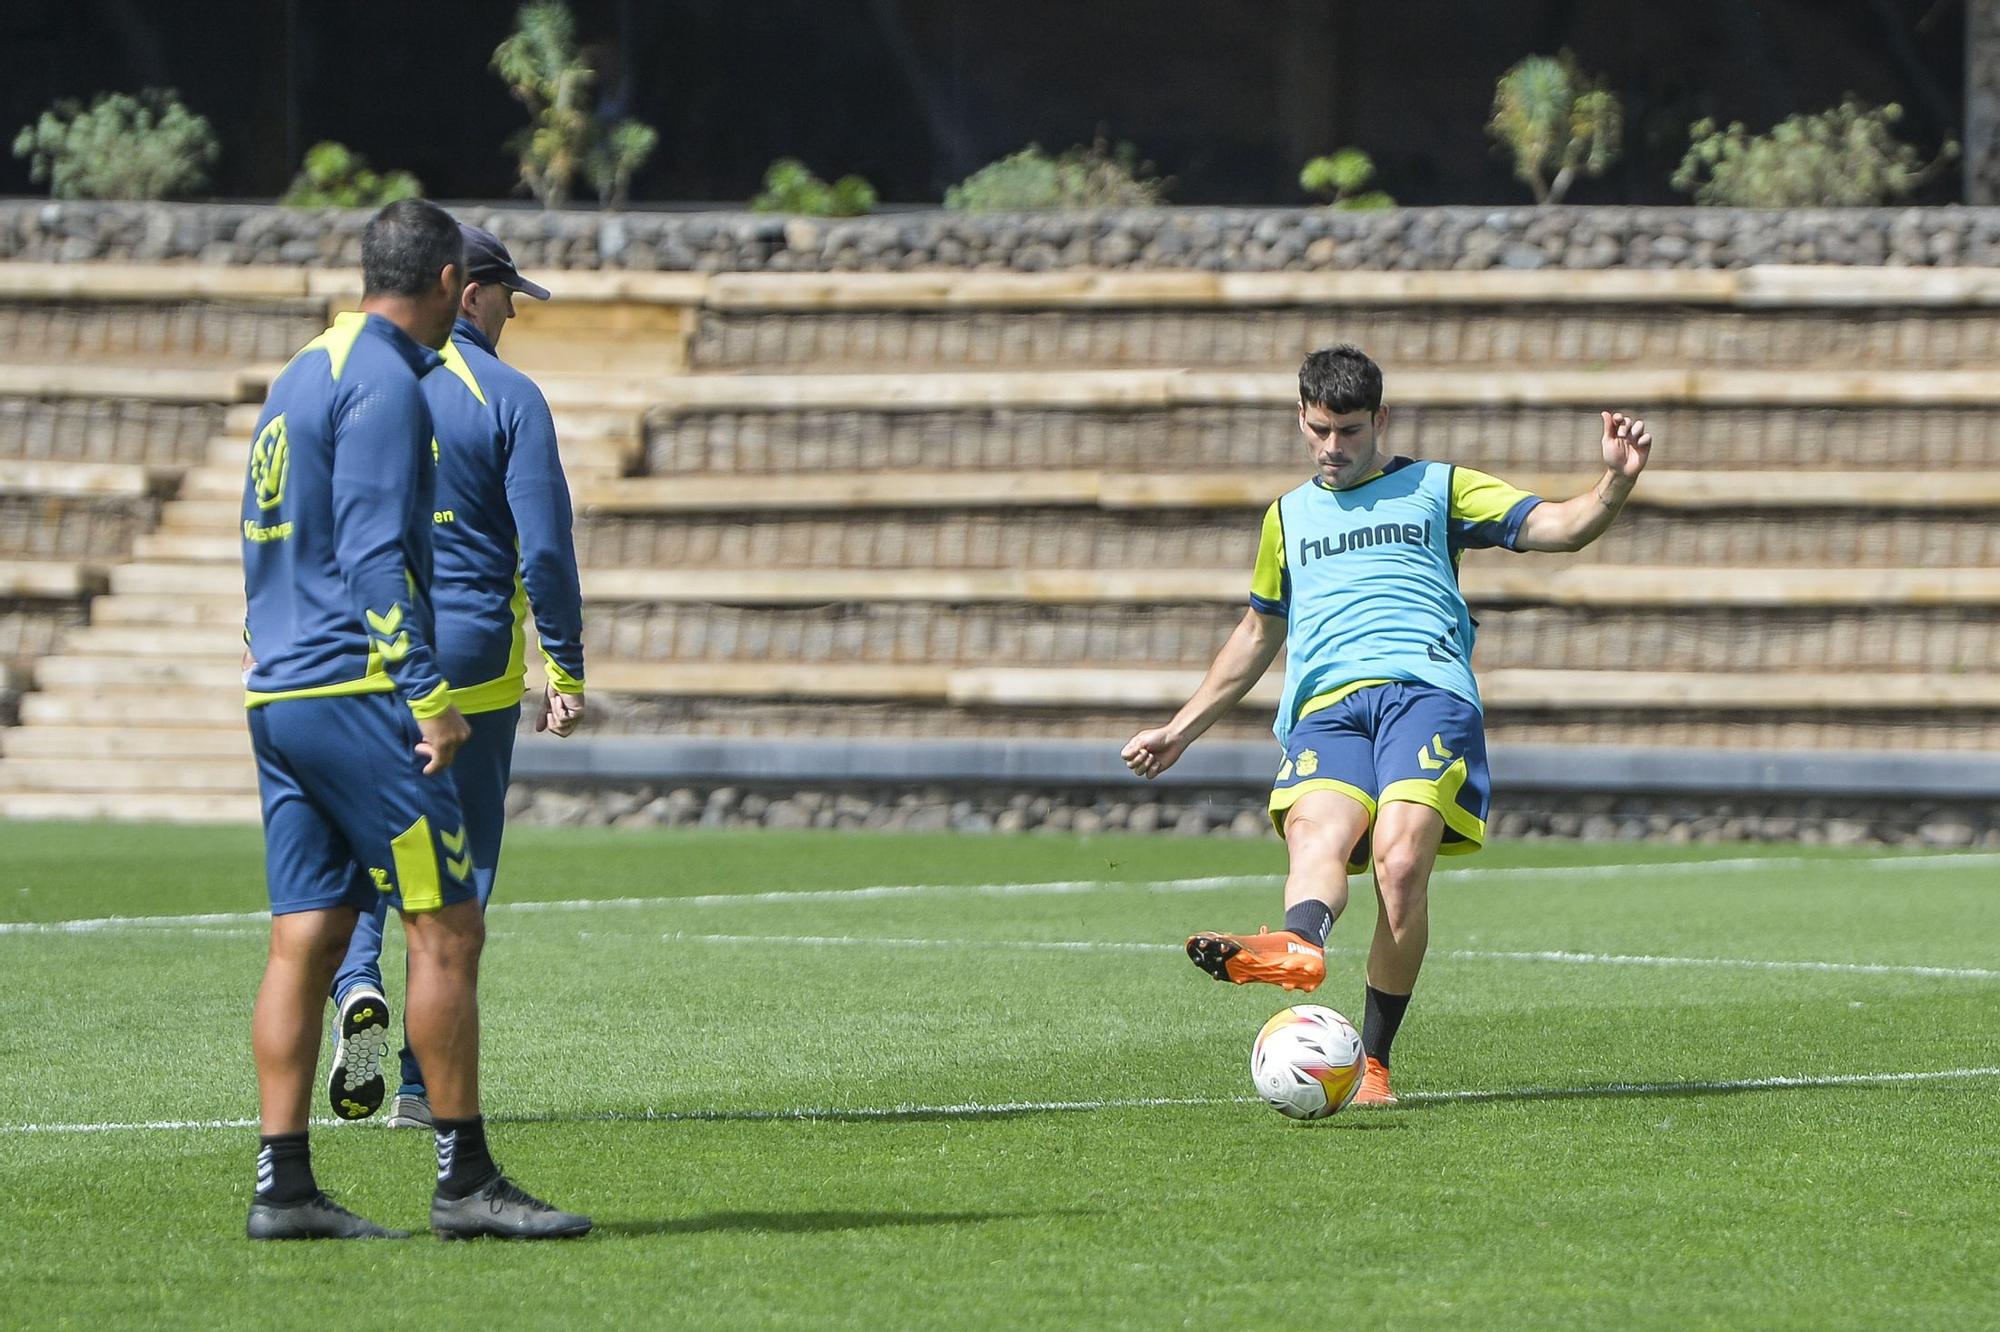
[1513,411,1653,553]
[503,385,587,737]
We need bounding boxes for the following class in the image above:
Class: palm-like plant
[1488,52,1622,205]
[492,1,657,209]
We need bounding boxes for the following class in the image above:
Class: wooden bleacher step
[0,726,248,761]
[18,688,245,726]
[0,791,260,823]
[0,757,254,795]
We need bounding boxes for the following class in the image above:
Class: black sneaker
[328,987,390,1121]
[431,1174,592,1240]
[384,1091,433,1129]
[247,1191,410,1240]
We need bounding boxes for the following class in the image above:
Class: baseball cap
[458,223,551,301]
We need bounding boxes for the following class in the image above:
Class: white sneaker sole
[328,989,390,1121]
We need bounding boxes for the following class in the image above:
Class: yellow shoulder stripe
[283,311,371,383]
[437,339,487,405]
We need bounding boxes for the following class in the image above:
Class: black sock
[1362,985,1413,1067]
[434,1115,499,1199]
[1282,900,1334,949]
[255,1132,317,1205]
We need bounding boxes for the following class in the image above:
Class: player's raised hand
[1600,411,1653,480]
[1121,726,1187,780]
[416,706,471,775]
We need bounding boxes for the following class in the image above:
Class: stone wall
[506,781,2000,849]
[6,201,2000,272]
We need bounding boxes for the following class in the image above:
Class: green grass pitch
[3,823,1999,1328]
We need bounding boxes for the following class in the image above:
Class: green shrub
[588,120,659,210]
[1299,148,1394,210]
[11,88,217,201]
[944,139,1167,211]
[1672,99,1957,207]
[492,0,657,208]
[749,158,877,216]
[279,141,421,209]
[1487,52,1621,204]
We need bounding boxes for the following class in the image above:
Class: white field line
[654,932,1180,953]
[1401,1065,2000,1104]
[3,850,1997,937]
[25,917,1989,981]
[8,1066,2000,1136]
[1429,946,2000,980]
[650,931,2000,981]
[0,875,1255,935]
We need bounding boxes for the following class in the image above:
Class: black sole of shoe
[431,1222,593,1241]
[247,1202,409,1240]
[1186,934,1242,982]
[328,995,389,1121]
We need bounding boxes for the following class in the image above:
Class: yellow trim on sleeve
[1249,500,1287,606]
[504,567,529,689]
[1449,466,1538,525]
[407,680,454,720]
[1379,757,1488,852]
[390,815,444,913]
[449,671,530,715]
[449,565,546,713]
[543,649,584,695]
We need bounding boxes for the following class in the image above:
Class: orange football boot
[1184,927,1326,992]
[1352,1055,1398,1106]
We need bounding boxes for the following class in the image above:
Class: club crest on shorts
[1295,749,1319,777]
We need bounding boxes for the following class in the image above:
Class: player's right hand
[1121,726,1186,780]
[535,686,585,738]
[416,706,471,775]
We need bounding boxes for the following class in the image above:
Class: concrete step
[89,593,244,627]
[62,624,248,657]
[0,362,258,404]
[222,402,642,444]
[577,468,2000,515]
[0,559,107,599]
[114,559,2000,608]
[185,437,630,500]
[157,499,241,532]
[685,302,2000,373]
[109,563,240,596]
[33,655,240,688]
[0,756,255,794]
[20,687,244,726]
[641,367,2000,414]
[0,459,164,500]
[133,531,236,562]
[0,725,249,760]
[183,467,251,499]
[0,790,259,823]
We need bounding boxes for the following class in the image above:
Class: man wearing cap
[327,223,588,1130]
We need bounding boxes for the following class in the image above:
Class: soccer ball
[1250,1005,1365,1120]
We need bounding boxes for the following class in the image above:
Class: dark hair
[361,199,464,298]
[1298,344,1383,414]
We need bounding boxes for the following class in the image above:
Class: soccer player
[241,199,588,1240]
[1120,344,1652,1106]
[328,224,586,1132]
